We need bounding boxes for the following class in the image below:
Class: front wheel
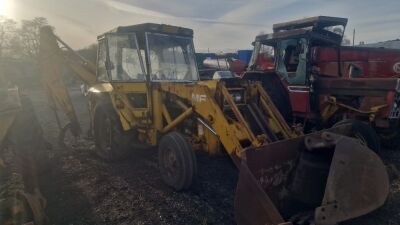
[334,119,380,153]
[158,132,197,191]
[93,108,131,161]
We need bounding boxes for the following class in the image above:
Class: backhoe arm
[39,26,97,138]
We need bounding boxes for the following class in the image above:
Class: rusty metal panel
[234,128,389,225]
[314,77,400,96]
[314,135,390,224]
[235,137,302,225]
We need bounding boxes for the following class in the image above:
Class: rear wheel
[158,132,197,191]
[93,108,131,161]
[334,119,380,153]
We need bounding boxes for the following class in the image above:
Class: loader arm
[159,79,297,158]
[39,26,98,137]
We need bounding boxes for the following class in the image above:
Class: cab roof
[98,23,193,40]
[255,16,348,45]
[273,16,348,32]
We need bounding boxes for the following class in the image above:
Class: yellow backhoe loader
[38,24,389,225]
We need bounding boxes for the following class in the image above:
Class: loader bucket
[235,131,389,225]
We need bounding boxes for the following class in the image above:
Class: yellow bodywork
[38,26,296,159]
[104,79,296,158]
[321,96,388,122]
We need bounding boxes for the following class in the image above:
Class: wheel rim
[161,147,182,184]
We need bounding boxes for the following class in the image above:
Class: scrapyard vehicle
[244,16,400,150]
[39,23,389,225]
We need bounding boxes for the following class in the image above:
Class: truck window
[248,42,275,71]
[276,38,308,85]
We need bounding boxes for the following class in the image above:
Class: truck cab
[249,16,347,85]
[245,16,400,140]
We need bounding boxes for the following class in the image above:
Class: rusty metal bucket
[235,131,389,225]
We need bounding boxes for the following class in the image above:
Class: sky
[1,0,399,52]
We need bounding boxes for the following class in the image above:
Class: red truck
[243,16,400,150]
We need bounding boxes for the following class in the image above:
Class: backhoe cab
[39,23,390,225]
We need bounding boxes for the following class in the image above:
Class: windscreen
[107,33,145,81]
[146,33,199,81]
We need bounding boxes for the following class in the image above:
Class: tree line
[0,16,50,61]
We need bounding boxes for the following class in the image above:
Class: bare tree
[0,16,17,59]
[17,17,50,59]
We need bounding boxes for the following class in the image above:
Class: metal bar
[175,99,189,110]
[197,118,217,136]
[246,104,267,135]
[161,107,193,133]
[53,34,96,72]
[256,84,293,139]
[161,104,172,124]
[221,85,257,143]
[250,103,277,142]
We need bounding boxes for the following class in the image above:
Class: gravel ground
[24,86,400,225]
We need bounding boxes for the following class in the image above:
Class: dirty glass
[249,41,275,71]
[146,33,198,81]
[97,40,109,82]
[323,25,345,36]
[276,38,308,85]
[107,34,145,81]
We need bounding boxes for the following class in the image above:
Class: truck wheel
[93,108,130,161]
[158,132,197,191]
[334,119,380,153]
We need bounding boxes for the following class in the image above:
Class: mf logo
[394,62,400,74]
[192,93,206,103]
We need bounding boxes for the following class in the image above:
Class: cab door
[102,33,152,130]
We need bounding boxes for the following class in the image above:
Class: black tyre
[93,107,131,161]
[158,132,197,191]
[334,119,381,153]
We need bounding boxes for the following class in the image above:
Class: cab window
[107,33,145,81]
[97,40,109,82]
[146,33,198,81]
[276,38,308,85]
